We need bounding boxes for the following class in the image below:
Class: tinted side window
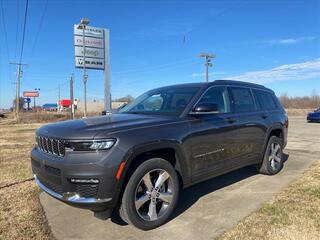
[229,87,256,112]
[197,86,231,113]
[254,90,277,110]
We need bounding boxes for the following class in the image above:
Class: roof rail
[212,79,266,89]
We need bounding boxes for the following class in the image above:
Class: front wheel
[119,158,180,230]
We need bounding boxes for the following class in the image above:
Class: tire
[257,136,284,175]
[119,158,180,230]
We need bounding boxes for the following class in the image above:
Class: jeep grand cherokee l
[31,80,288,230]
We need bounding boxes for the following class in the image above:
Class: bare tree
[12,97,25,112]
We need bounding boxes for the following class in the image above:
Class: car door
[183,86,240,179]
[227,86,268,165]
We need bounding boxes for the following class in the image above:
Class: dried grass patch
[219,160,320,240]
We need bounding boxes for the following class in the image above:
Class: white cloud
[226,58,320,84]
[265,36,316,45]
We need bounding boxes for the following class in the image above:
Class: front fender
[115,140,190,192]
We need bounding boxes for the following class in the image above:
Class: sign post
[74,22,111,114]
[104,29,111,112]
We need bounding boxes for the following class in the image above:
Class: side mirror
[192,103,219,114]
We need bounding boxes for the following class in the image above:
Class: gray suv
[31,80,288,230]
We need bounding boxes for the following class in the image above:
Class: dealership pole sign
[73,24,111,111]
[74,25,105,70]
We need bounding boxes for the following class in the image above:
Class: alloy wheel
[269,142,282,171]
[134,169,174,221]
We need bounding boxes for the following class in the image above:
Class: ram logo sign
[75,57,105,70]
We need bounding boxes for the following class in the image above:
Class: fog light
[70,178,99,184]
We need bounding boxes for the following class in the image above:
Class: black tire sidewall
[121,158,180,230]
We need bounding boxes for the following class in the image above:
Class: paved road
[40,117,320,240]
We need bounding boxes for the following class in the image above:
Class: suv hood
[36,113,176,140]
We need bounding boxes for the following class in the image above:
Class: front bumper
[34,174,112,204]
[31,146,125,211]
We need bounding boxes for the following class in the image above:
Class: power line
[14,0,21,62]
[19,0,29,64]
[0,0,11,62]
[31,0,48,56]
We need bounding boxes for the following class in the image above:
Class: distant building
[42,103,58,111]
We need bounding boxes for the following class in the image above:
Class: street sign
[24,97,31,103]
[74,25,104,38]
[74,35,104,48]
[75,57,105,70]
[23,91,39,97]
[74,46,104,59]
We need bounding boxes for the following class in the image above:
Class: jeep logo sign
[74,46,104,59]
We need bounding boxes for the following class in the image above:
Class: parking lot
[39,116,320,240]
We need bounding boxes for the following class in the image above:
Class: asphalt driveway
[40,116,320,240]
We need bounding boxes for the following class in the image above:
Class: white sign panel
[74,46,104,59]
[74,25,104,38]
[74,35,104,49]
[75,57,105,70]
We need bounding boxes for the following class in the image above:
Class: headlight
[66,139,116,151]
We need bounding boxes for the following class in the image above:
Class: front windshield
[119,86,200,116]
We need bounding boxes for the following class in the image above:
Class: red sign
[23,91,39,97]
[58,99,71,107]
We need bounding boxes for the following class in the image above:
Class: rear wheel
[119,158,179,230]
[257,136,283,175]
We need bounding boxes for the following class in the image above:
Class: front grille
[36,135,65,156]
[75,184,99,198]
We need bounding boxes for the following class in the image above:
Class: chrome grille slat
[52,139,59,155]
[57,140,65,156]
[37,135,65,157]
[38,136,42,150]
[47,138,53,154]
[42,137,48,152]
[41,136,46,151]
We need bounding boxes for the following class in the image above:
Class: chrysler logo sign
[74,25,104,38]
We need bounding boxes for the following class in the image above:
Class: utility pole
[199,53,215,82]
[70,74,75,119]
[10,62,28,119]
